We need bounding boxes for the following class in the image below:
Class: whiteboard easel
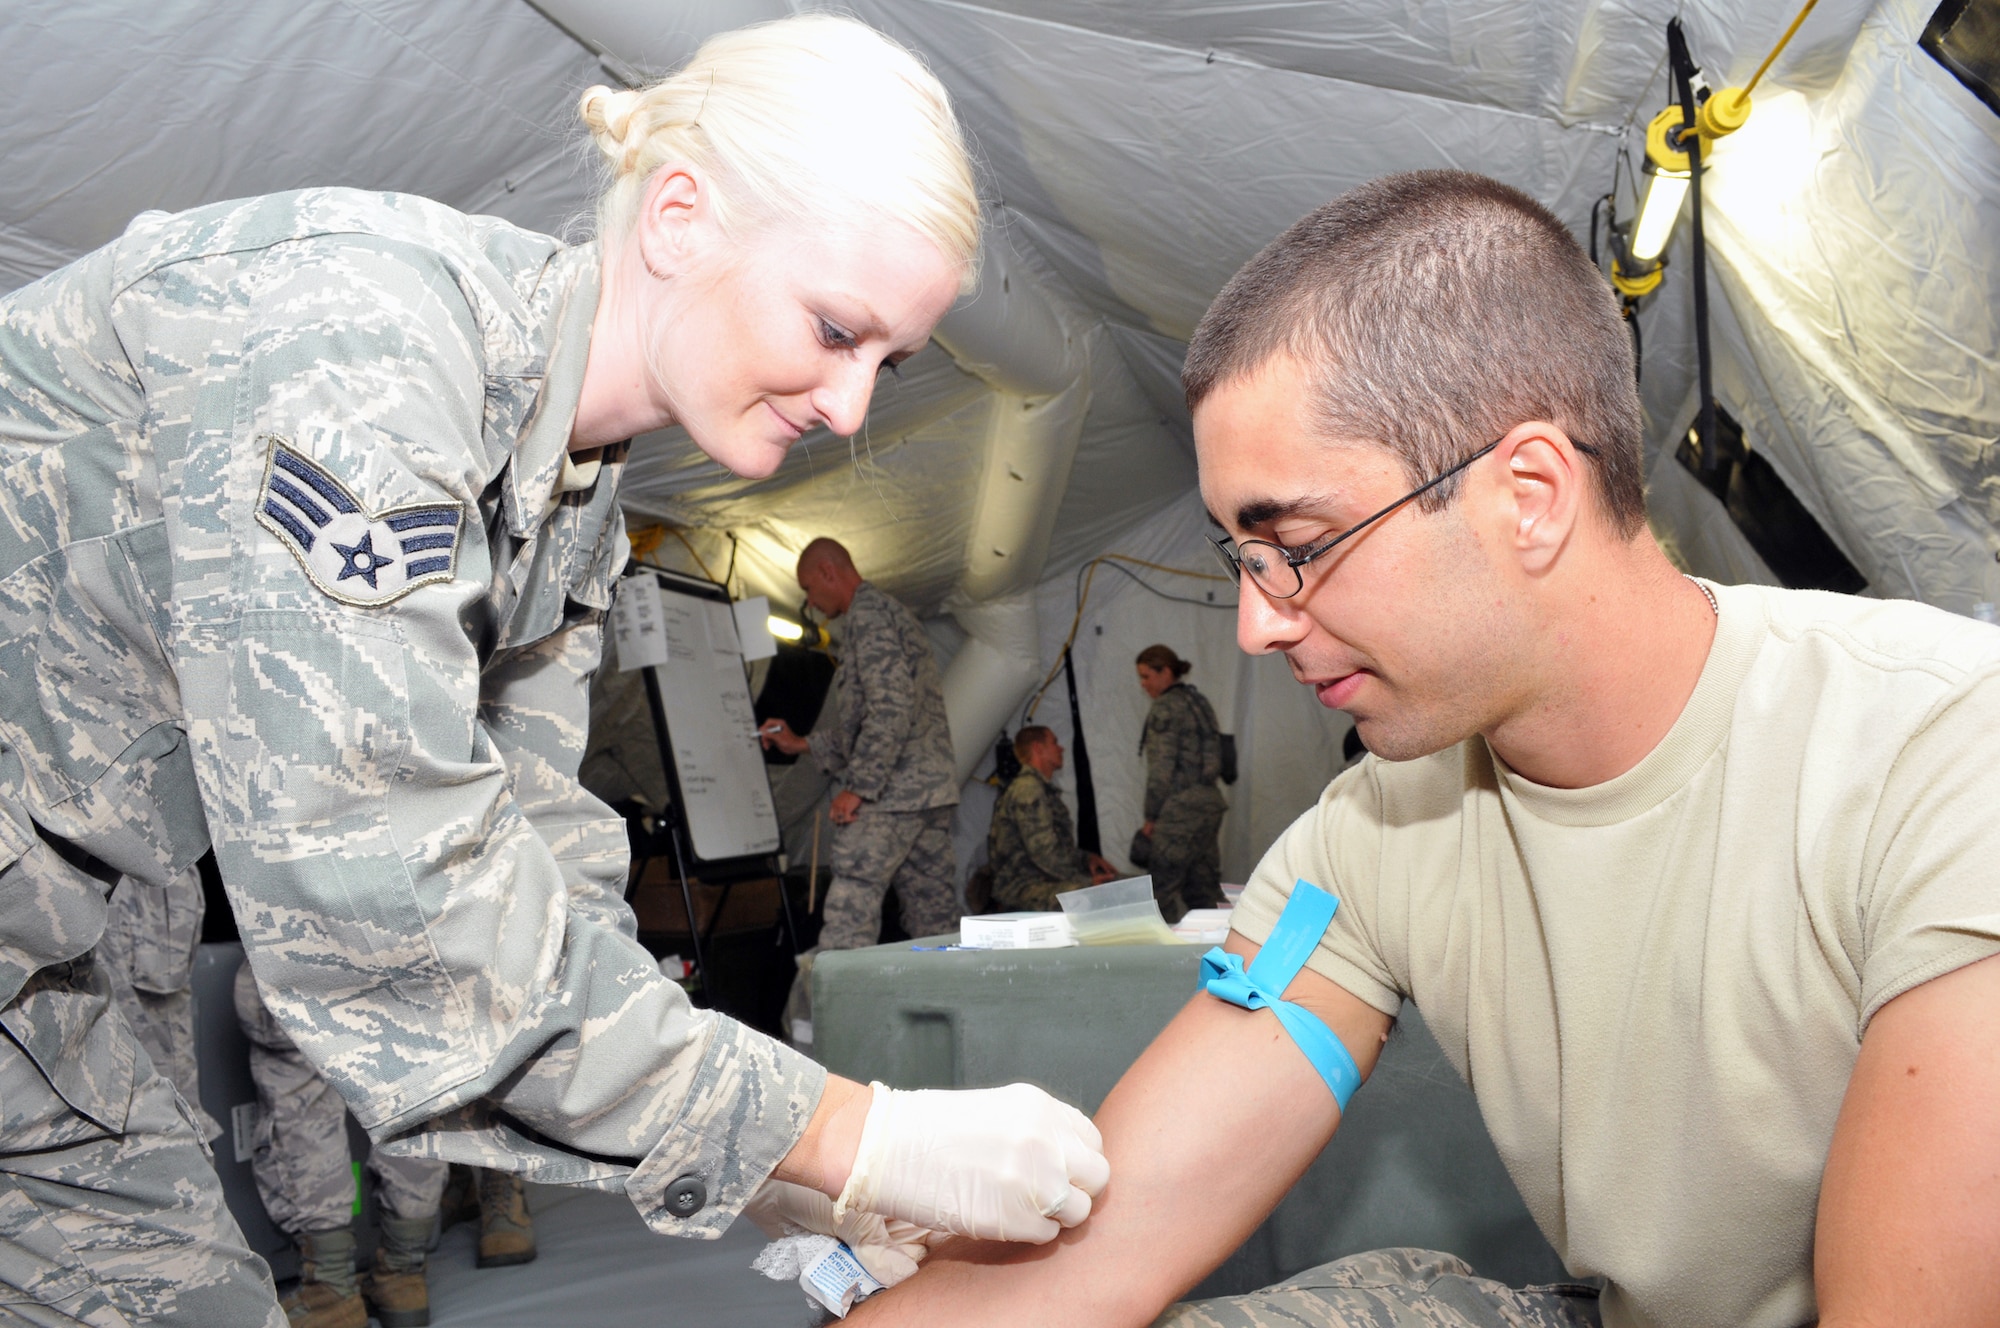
[621,567,794,1011]
[630,570,781,862]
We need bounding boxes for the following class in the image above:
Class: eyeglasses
[1208,438,1510,600]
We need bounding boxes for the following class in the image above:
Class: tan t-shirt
[1232,582,2000,1328]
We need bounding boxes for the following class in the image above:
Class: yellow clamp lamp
[767,613,830,650]
[1628,0,1813,266]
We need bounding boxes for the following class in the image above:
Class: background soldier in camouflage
[763,540,962,966]
[95,865,222,1144]
[988,727,1117,912]
[234,965,450,1328]
[1134,646,1230,922]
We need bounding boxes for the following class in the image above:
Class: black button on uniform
[665,1175,707,1217]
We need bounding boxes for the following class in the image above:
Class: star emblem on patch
[254,436,465,607]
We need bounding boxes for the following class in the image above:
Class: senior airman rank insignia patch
[255,437,465,607]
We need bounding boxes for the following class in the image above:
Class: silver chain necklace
[1686,575,1719,617]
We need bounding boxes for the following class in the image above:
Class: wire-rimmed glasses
[1207,439,1504,600]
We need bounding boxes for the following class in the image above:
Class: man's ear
[1492,424,1585,576]
[634,168,705,280]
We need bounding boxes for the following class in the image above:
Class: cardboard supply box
[628,860,784,936]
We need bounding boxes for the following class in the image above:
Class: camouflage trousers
[1155,1248,1601,1328]
[232,964,447,1233]
[1150,787,1228,924]
[787,806,958,1036]
[95,869,222,1142]
[818,805,960,951]
[0,1012,283,1326]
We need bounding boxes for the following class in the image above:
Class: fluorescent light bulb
[1631,169,1690,262]
[767,615,805,642]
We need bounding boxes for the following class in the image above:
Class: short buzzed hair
[797,537,856,576]
[1013,725,1056,761]
[1183,171,1646,535]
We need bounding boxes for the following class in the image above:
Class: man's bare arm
[850,931,1395,1327]
[1816,952,2000,1327]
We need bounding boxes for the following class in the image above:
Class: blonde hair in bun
[579,14,979,287]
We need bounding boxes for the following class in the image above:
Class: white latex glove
[834,1082,1111,1244]
[745,1179,939,1287]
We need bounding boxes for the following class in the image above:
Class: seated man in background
[989,726,1117,911]
[851,170,2000,1327]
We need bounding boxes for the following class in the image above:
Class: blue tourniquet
[1199,880,1363,1110]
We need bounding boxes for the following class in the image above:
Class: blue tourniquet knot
[1199,880,1362,1111]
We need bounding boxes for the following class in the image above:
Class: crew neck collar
[1490,579,1764,827]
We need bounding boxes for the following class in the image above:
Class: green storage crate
[815,938,1567,1299]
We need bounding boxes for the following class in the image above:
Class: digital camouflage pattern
[0,962,285,1328]
[0,191,824,1317]
[233,963,447,1234]
[1141,681,1225,821]
[802,579,960,958]
[808,582,960,813]
[96,867,221,1141]
[818,805,959,951]
[1141,682,1228,921]
[1155,1248,1601,1328]
[1148,786,1228,923]
[988,769,1091,911]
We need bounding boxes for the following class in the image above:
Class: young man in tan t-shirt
[852,172,2000,1327]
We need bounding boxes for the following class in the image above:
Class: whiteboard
[639,573,782,864]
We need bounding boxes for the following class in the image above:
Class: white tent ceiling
[6,0,1996,875]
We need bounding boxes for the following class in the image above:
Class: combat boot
[476,1168,538,1268]
[280,1226,366,1328]
[437,1163,478,1232]
[362,1213,434,1327]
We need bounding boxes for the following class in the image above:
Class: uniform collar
[505,244,602,537]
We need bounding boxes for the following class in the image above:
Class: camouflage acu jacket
[809,581,959,811]
[1141,682,1224,821]
[0,190,819,1236]
[988,769,1091,906]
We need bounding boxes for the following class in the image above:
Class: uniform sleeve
[1855,668,2000,1028]
[1018,786,1085,883]
[806,687,848,775]
[156,237,821,1239]
[836,604,919,802]
[1228,763,1404,1017]
[1142,700,1179,821]
[483,617,633,938]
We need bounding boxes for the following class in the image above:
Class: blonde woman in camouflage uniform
[0,16,1108,1327]
[1133,645,1230,923]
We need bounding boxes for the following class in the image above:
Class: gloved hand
[835,1082,1111,1244]
[744,1178,940,1286]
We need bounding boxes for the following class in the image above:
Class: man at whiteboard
[763,540,961,1016]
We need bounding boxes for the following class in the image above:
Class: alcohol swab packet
[751,1233,886,1320]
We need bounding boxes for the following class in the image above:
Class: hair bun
[579,84,645,173]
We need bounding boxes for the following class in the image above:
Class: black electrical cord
[1666,17,1719,474]
[723,530,739,592]
[1628,303,1644,384]
[1019,556,1237,723]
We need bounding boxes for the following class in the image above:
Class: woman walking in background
[1133,645,1228,923]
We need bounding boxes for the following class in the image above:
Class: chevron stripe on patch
[255,436,465,607]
